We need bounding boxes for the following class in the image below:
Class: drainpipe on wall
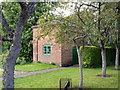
[32,25,39,63]
[33,39,38,63]
[36,40,38,62]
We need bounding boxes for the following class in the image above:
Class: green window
[42,45,51,55]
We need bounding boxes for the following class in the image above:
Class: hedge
[81,46,116,68]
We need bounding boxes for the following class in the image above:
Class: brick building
[32,25,78,66]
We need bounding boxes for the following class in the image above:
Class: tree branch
[2,37,13,42]
[82,3,98,9]
[0,9,14,41]
[0,11,12,32]
[74,3,86,26]
[27,2,38,17]
[18,0,27,10]
[76,13,86,26]
[74,35,87,40]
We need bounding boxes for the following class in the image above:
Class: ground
[15,63,59,72]
[0,63,59,78]
[0,71,2,77]
[0,64,119,89]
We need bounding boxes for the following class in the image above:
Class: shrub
[81,46,115,68]
[106,47,116,66]
[0,51,8,66]
[19,29,33,63]
[16,57,27,65]
[82,46,101,68]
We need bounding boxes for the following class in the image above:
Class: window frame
[42,45,51,56]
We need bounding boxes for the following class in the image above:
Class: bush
[0,51,28,65]
[0,51,8,66]
[16,57,27,65]
[81,46,115,68]
[19,29,33,62]
[106,47,116,66]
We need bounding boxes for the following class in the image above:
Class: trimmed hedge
[81,46,115,68]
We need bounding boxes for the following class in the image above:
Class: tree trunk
[101,47,106,76]
[3,46,21,88]
[3,18,23,89]
[115,2,120,70]
[2,2,38,88]
[98,2,107,76]
[76,46,83,88]
[115,45,119,69]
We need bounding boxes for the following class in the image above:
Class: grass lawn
[0,66,118,89]
[15,63,59,72]
[0,71,2,77]
[0,66,119,89]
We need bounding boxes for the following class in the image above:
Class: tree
[19,2,52,62]
[57,2,116,76]
[61,2,117,76]
[1,2,51,63]
[38,1,117,87]
[38,2,88,88]
[1,1,38,88]
[85,2,119,71]
[96,2,117,75]
[80,2,116,76]
[114,1,120,70]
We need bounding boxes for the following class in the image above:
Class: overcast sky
[51,2,76,17]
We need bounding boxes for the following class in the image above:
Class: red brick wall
[33,40,38,62]
[32,27,39,63]
[61,46,73,66]
[37,38,62,65]
[32,26,73,66]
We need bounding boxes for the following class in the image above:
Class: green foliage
[38,10,86,47]
[19,29,33,62]
[0,51,8,66]
[16,57,27,65]
[86,2,117,47]
[106,48,116,66]
[0,71,3,78]
[2,2,53,63]
[82,46,101,68]
[82,46,115,68]
[2,41,11,52]
[2,2,20,30]
[19,3,53,63]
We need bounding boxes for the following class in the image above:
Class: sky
[51,3,76,17]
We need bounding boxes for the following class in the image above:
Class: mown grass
[0,71,2,77]
[13,66,119,88]
[0,66,119,89]
[15,63,59,72]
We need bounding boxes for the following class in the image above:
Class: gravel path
[0,66,77,81]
